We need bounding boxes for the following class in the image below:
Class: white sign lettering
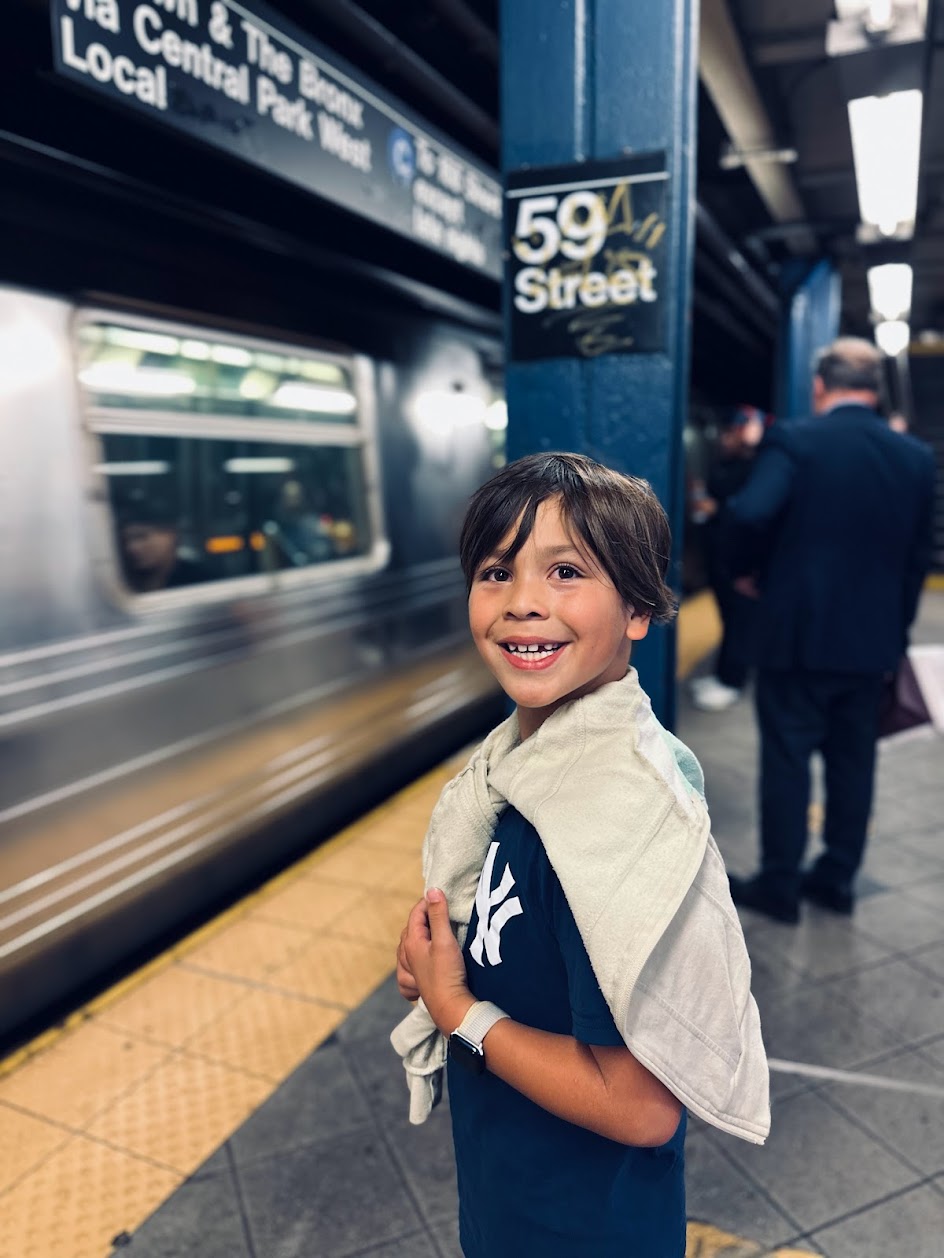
[51,0,503,278]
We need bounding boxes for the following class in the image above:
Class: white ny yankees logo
[470,842,523,967]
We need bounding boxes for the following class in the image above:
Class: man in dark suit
[726,337,936,923]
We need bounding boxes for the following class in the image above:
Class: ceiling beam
[426,0,499,63]
[303,0,499,153]
[752,32,827,66]
[699,0,817,251]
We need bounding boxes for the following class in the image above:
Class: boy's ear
[626,612,651,642]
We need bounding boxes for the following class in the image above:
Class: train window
[78,314,382,594]
[77,322,357,423]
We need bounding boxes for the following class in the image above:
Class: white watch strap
[453,1000,509,1048]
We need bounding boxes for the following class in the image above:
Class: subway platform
[1,593,943,1258]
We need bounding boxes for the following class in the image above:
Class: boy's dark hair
[459,452,677,624]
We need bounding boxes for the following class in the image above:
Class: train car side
[0,283,504,1041]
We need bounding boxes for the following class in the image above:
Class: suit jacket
[728,403,936,674]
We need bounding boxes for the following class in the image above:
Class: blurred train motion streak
[0,282,506,1041]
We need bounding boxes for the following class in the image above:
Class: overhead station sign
[506,153,669,361]
[50,0,503,280]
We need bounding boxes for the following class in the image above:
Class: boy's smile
[469,497,650,738]
[498,639,567,668]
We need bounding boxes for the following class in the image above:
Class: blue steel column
[775,258,842,420]
[499,0,699,727]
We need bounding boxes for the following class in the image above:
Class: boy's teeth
[505,642,561,654]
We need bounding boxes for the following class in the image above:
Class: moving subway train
[0,282,506,1041]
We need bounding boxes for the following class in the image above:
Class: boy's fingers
[406,897,431,941]
[425,887,451,937]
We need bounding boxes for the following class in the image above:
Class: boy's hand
[396,908,421,1002]
[399,889,474,1035]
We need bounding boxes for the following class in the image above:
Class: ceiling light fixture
[833,0,927,32]
[867,263,913,320]
[874,319,910,356]
[847,89,923,239]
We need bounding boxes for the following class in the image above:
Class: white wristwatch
[448,1001,509,1076]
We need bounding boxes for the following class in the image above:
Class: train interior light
[78,361,197,395]
[270,382,358,413]
[223,457,297,474]
[94,461,172,477]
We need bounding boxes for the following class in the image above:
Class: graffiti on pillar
[506,152,668,361]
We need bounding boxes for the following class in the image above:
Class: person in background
[267,479,336,567]
[119,503,208,592]
[689,405,766,711]
[725,338,935,923]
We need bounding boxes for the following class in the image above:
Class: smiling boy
[392,452,769,1257]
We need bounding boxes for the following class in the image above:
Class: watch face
[449,1031,486,1076]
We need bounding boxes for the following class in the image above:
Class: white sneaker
[691,678,741,711]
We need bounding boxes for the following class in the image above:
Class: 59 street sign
[506,153,669,361]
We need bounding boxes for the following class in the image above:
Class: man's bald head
[812,338,883,412]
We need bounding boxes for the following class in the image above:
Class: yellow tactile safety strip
[676,588,723,680]
[685,1222,822,1256]
[0,756,460,1258]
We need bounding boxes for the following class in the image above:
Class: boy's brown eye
[556,565,580,579]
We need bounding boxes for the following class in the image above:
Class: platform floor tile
[95,963,250,1048]
[0,1133,181,1258]
[307,838,426,898]
[183,986,346,1082]
[808,1182,944,1258]
[0,1102,71,1197]
[181,914,315,985]
[86,1051,273,1174]
[266,932,395,1010]
[0,1022,171,1129]
[244,875,365,933]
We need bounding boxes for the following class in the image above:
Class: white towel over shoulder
[390,668,770,1145]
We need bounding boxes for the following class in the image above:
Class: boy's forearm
[473,1016,682,1147]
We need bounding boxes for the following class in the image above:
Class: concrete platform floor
[120,593,944,1258]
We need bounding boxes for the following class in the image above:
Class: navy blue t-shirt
[447,806,686,1257]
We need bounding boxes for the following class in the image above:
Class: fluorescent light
[867,264,913,320]
[94,461,170,476]
[224,457,296,474]
[180,338,211,360]
[299,360,346,384]
[848,91,923,238]
[270,383,357,414]
[874,319,910,356]
[834,0,925,28]
[238,370,277,400]
[79,363,196,396]
[104,328,179,355]
[210,345,253,367]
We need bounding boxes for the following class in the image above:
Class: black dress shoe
[800,877,854,915]
[728,874,800,925]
